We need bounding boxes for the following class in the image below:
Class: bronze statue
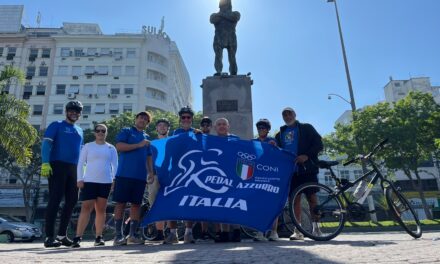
[210,0,241,76]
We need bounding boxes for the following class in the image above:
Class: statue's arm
[210,13,221,24]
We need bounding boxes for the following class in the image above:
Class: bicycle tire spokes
[290,183,345,241]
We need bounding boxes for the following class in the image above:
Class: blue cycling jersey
[115,127,152,182]
[44,120,83,164]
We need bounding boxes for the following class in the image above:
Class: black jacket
[275,121,323,175]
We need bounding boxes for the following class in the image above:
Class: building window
[353,170,363,180]
[146,87,166,101]
[57,66,68,76]
[7,47,16,60]
[53,104,63,114]
[72,66,82,76]
[124,84,134,95]
[36,85,46,96]
[114,48,123,58]
[109,103,119,114]
[123,103,132,113]
[112,66,122,76]
[111,84,120,95]
[56,84,66,95]
[32,124,40,131]
[394,82,401,87]
[74,48,84,57]
[83,84,94,95]
[61,47,70,57]
[147,52,168,67]
[29,48,38,61]
[97,66,108,75]
[39,66,48,77]
[42,48,51,58]
[147,69,167,83]
[125,66,135,76]
[23,85,33,99]
[26,66,36,78]
[324,172,334,186]
[68,85,80,94]
[83,104,91,114]
[85,66,95,75]
[79,123,90,130]
[126,48,136,58]
[100,48,111,56]
[97,84,108,95]
[95,104,105,114]
[33,105,43,115]
[339,170,350,180]
[0,47,3,57]
[87,48,97,56]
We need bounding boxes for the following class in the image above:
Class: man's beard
[66,115,78,123]
[285,120,295,126]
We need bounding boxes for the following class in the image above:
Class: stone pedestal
[201,75,253,139]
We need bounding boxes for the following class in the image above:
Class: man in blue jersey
[41,101,84,248]
[275,107,323,241]
[252,118,280,241]
[112,111,155,246]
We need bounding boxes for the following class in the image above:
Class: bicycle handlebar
[343,138,389,166]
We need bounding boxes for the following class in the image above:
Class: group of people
[41,101,323,248]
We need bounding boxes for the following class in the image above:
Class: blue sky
[7,0,440,136]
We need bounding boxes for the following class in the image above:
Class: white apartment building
[0,5,192,131]
[384,76,440,104]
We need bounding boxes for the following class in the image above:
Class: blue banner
[142,133,296,232]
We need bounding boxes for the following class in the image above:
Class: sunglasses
[181,116,192,120]
[257,126,268,130]
[95,129,107,133]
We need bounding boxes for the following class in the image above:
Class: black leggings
[45,161,78,238]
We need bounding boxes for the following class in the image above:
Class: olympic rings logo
[237,152,256,161]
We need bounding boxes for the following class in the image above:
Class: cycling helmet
[65,100,83,112]
[155,118,170,127]
[200,116,212,126]
[256,118,271,130]
[178,106,194,117]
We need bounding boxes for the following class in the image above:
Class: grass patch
[321,219,440,228]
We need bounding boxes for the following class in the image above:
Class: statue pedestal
[201,75,253,139]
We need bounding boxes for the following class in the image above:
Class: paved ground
[0,231,439,263]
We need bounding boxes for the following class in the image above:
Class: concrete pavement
[0,231,439,263]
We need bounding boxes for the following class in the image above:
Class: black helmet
[200,116,212,126]
[155,118,170,127]
[256,118,271,130]
[65,100,83,112]
[178,106,194,117]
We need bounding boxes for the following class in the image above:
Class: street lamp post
[327,0,377,222]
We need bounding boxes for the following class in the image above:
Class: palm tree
[0,65,38,165]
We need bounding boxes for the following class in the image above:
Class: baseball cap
[282,107,295,113]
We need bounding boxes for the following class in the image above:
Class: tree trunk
[414,169,433,219]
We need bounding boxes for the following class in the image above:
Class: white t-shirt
[77,142,118,183]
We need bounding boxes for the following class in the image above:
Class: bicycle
[289,139,422,241]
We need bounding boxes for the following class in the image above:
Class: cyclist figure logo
[163,148,230,196]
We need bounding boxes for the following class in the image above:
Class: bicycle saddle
[318,160,339,169]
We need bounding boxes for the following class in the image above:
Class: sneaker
[44,237,61,248]
[289,228,304,241]
[71,237,81,248]
[56,236,73,247]
[312,227,323,237]
[163,232,179,244]
[201,232,212,241]
[94,236,105,246]
[253,232,268,242]
[231,229,241,242]
[151,232,165,242]
[113,236,127,246]
[215,232,229,243]
[268,231,279,241]
[127,235,145,245]
[184,232,195,244]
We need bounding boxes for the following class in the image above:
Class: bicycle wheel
[279,204,296,234]
[289,183,345,241]
[240,226,261,239]
[385,186,422,238]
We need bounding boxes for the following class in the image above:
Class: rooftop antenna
[36,11,41,28]
[159,16,165,34]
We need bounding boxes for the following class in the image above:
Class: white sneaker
[312,227,323,237]
[253,232,268,242]
[268,231,279,241]
[184,232,195,244]
[289,228,304,241]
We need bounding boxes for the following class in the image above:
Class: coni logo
[236,152,255,181]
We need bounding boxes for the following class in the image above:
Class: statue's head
[219,0,232,11]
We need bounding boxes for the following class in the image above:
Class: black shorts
[290,172,319,196]
[79,182,112,201]
[112,177,145,205]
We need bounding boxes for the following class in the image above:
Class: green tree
[325,92,440,219]
[0,66,38,165]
